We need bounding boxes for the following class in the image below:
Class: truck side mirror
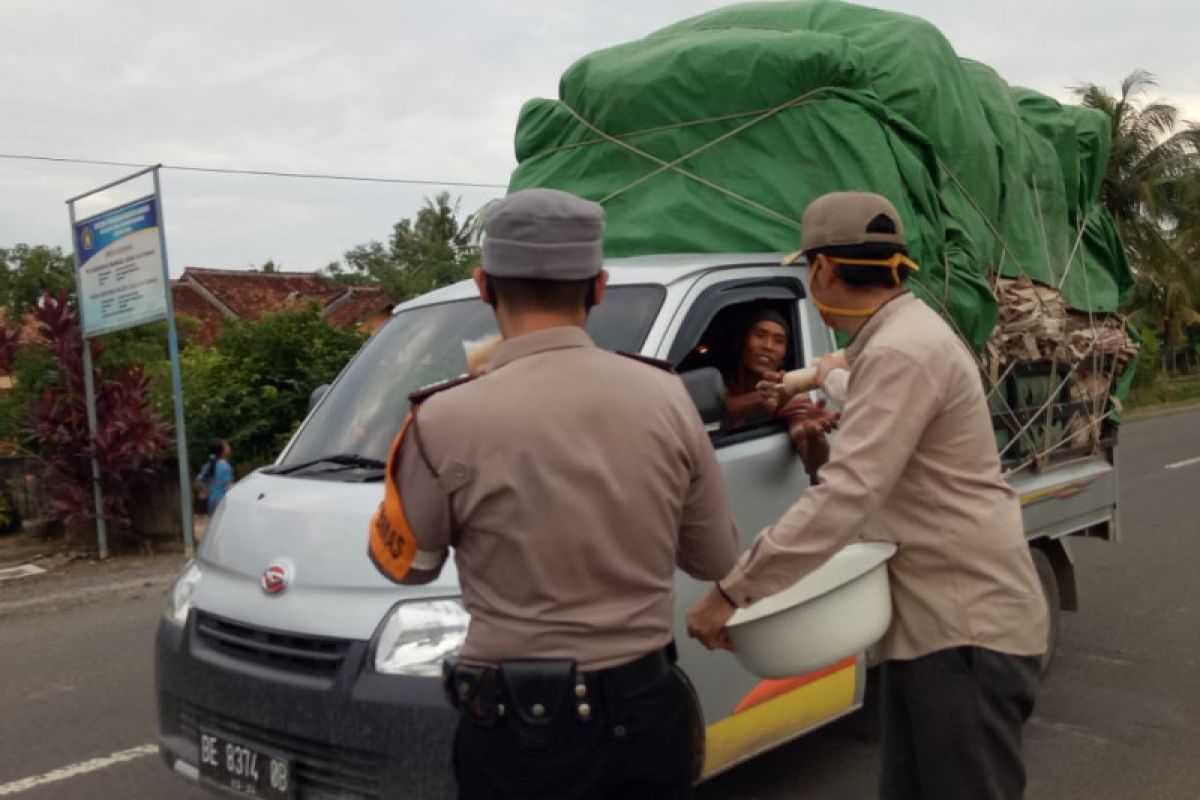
[308,384,330,413]
[680,367,727,434]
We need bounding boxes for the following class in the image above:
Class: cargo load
[508,0,1138,467]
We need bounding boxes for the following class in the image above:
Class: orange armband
[367,415,420,583]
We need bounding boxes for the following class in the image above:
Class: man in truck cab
[721,308,838,477]
[368,187,740,799]
[687,191,1048,800]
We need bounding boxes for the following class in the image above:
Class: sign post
[67,166,194,558]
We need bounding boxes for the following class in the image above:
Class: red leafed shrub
[25,291,172,546]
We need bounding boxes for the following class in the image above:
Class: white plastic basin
[727,542,897,678]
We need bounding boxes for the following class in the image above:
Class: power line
[0,152,510,189]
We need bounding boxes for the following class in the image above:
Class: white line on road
[1164,456,1200,470]
[0,744,157,796]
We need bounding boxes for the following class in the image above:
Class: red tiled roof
[323,286,396,329]
[173,267,396,338]
[0,308,44,346]
[184,267,342,320]
[170,283,226,346]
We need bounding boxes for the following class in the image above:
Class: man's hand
[687,586,737,651]
[756,370,792,415]
[815,351,849,387]
[790,397,840,436]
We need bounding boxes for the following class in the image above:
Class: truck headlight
[165,561,202,627]
[374,598,469,676]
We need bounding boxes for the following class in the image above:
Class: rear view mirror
[308,384,330,413]
[680,367,727,434]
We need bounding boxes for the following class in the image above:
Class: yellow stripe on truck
[702,659,859,777]
[1020,479,1093,507]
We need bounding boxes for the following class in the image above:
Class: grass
[1125,374,1200,419]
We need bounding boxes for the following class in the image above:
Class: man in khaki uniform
[687,192,1048,800]
[370,188,739,799]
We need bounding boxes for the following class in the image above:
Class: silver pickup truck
[156,254,1118,799]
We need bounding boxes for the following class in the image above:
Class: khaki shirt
[721,294,1048,660]
[398,326,740,670]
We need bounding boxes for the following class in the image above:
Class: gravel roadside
[0,534,192,618]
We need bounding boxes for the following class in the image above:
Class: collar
[845,292,916,362]
[487,326,595,372]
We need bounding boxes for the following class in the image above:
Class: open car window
[671,280,805,443]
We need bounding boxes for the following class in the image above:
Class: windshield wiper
[264,453,386,477]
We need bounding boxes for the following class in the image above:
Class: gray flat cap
[482,188,605,280]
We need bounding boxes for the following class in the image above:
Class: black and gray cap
[482,188,605,280]
[782,191,908,265]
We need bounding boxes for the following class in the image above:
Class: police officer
[369,188,740,799]
[687,192,1048,800]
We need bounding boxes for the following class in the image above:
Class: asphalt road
[0,410,1197,799]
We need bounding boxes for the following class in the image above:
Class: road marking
[1165,456,1200,470]
[22,681,76,702]
[0,744,157,796]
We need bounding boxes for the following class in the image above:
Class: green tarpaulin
[508,0,1133,353]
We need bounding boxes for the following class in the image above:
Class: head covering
[782,191,907,265]
[746,308,789,334]
[482,188,605,279]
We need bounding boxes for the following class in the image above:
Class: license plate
[198,728,292,799]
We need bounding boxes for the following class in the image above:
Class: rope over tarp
[508,0,1139,465]
[509,0,1133,353]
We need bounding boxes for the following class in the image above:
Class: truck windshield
[278,285,665,470]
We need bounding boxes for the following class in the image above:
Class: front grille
[179,701,385,799]
[195,611,352,677]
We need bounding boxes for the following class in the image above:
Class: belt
[591,644,675,698]
[446,644,677,726]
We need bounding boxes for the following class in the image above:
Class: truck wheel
[1031,548,1060,678]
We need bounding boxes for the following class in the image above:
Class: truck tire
[1031,547,1060,678]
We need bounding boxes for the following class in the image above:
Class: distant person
[196,439,234,514]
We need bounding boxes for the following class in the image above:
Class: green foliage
[0,346,58,452]
[1131,326,1162,389]
[326,192,482,301]
[0,395,21,455]
[93,318,199,413]
[181,304,365,472]
[0,244,75,314]
[1128,373,1200,409]
[1076,71,1200,370]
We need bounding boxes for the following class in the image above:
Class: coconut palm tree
[1075,70,1200,372]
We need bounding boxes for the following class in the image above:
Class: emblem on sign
[261,564,289,595]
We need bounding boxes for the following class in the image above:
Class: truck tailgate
[1009,455,1117,541]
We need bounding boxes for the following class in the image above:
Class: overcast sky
[2,0,1197,276]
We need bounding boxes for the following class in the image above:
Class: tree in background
[181,303,365,472]
[1075,70,1200,373]
[326,192,483,301]
[0,245,75,316]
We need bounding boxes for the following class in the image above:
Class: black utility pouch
[498,659,577,754]
[444,659,501,727]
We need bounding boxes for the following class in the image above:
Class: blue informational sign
[73,194,168,337]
